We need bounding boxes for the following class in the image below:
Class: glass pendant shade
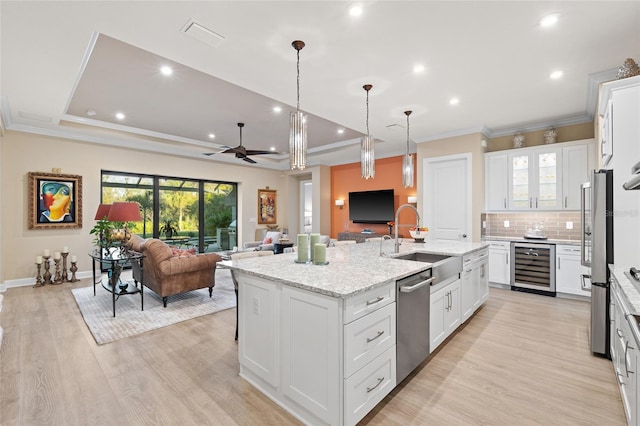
[403,153,414,188]
[361,134,375,179]
[289,110,307,170]
[360,83,375,179]
[289,40,307,171]
[403,110,415,188]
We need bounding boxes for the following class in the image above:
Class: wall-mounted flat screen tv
[349,189,395,224]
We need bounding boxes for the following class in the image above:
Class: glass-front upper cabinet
[508,147,563,210]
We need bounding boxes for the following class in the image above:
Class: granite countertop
[483,236,580,246]
[225,239,488,299]
[610,265,640,315]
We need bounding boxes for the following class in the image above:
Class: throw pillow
[263,237,272,244]
[171,247,197,257]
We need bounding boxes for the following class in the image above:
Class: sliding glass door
[101,171,237,253]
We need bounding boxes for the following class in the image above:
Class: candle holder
[52,257,63,285]
[33,262,44,288]
[42,255,52,285]
[69,261,79,282]
[61,252,70,282]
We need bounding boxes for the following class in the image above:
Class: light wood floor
[0,279,626,425]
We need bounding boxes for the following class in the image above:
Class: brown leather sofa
[127,234,222,307]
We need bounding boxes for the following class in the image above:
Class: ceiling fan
[204,122,276,164]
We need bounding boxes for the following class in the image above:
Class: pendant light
[402,110,414,188]
[289,40,307,170]
[361,84,375,179]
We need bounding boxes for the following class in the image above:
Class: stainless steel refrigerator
[581,169,613,358]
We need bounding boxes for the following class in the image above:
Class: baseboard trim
[1,270,93,292]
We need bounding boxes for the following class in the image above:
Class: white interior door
[423,154,471,241]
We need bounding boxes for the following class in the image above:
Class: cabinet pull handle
[504,198,507,208]
[536,198,538,208]
[366,330,385,343]
[366,296,384,306]
[506,253,509,264]
[367,377,385,393]
[530,197,532,208]
[564,196,568,208]
[558,257,561,269]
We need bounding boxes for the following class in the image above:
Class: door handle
[399,277,435,293]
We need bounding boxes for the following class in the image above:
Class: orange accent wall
[331,155,418,238]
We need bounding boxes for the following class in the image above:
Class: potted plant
[89,218,117,253]
[160,219,178,239]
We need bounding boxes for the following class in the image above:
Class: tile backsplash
[481,211,581,241]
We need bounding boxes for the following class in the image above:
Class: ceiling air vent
[181,19,225,48]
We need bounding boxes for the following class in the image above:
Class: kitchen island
[227,239,488,426]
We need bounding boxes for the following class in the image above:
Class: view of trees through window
[101,171,237,253]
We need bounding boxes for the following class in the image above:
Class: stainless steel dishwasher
[396,269,434,384]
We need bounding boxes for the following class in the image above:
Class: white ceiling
[1,1,639,170]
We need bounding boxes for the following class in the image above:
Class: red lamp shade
[94,203,112,220]
[106,202,142,222]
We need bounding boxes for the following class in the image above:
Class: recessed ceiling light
[337,128,345,134]
[349,4,363,16]
[449,98,460,105]
[539,13,559,27]
[273,106,282,113]
[160,65,173,76]
[550,70,563,79]
[86,109,96,116]
[208,133,216,139]
[413,64,425,73]
[270,147,276,151]
[115,112,125,120]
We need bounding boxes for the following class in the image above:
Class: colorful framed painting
[257,188,277,225]
[28,172,83,229]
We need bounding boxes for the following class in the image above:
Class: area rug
[72,268,236,345]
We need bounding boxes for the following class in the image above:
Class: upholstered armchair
[243,230,282,251]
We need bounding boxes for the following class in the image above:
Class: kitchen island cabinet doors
[430,278,461,353]
[237,273,397,426]
[461,248,489,322]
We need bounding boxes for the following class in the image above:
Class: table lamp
[107,202,142,246]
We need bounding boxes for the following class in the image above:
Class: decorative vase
[544,128,557,144]
[512,132,525,148]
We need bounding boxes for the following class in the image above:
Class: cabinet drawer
[344,302,396,378]
[344,346,396,426]
[344,282,395,324]
[487,240,510,249]
[556,245,581,255]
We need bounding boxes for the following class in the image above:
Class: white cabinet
[430,278,461,352]
[509,147,564,210]
[555,245,590,297]
[238,274,397,426]
[461,248,489,322]
[488,240,510,285]
[562,144,592,210]
[485,153,509,210]
[610,275,638,425]
[485,140,593,211]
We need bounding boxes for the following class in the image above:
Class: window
[101,171,237,252]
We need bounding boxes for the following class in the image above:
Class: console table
[337,232,386,243]
[90,249,144,317]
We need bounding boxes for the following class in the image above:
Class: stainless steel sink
[392,252,462,284]
[393,252,450,263]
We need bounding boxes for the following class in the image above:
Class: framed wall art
[257,188,277,225]
[28,172,83,229]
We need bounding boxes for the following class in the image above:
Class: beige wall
[488,122,594,152]
[285,165,332,236]
[417,132,486,242]
[0,131,286,283]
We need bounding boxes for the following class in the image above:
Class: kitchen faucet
[394,204,420,253]
[379,234,392,256]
